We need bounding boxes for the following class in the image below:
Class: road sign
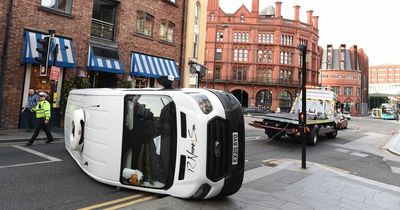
[50,66,60,81]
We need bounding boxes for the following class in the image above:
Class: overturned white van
[64,88,244,199]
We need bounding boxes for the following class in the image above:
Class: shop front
[130,52,180,87]
[87,45,125,87]
[20,30,76,128]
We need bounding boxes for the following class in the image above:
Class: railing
[91,19,115,40]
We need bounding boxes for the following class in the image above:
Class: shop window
[160,20,175,43]
[136,11,154,37]
[41,0,72,13]
[121,95,176,189]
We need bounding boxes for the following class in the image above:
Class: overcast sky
[219,0,400,66]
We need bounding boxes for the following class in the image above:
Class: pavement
[1,128,400,209]
[0,128,64,144]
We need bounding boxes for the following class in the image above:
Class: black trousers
[26,110,35,129]
[28,118,54,144]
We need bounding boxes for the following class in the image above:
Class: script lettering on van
[186,124,198,173]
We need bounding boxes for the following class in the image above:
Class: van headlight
[188,93,213,114]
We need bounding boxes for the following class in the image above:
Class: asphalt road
[1,116,400,209]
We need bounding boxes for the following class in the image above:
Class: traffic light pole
[299,44,307,169]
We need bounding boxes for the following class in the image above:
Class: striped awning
[130,52,180,80]
[87,45,124,74]
[23,31,76,68]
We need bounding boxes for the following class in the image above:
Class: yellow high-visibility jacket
[33,100,51,121]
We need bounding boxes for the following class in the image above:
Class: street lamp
[212,24,229,89]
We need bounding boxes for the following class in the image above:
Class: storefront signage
[50,66,60,81]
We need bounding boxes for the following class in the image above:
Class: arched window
[193,2,200,58]
[279,91,292,112]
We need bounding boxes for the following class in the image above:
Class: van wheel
[307,127,318,146]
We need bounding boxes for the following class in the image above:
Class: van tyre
[307,127,318,146]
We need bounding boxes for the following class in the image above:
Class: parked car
[243,107,270,116]
[342,111,351,120]
[337,114,348,130]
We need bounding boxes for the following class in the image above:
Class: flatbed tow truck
[249,88,339,146]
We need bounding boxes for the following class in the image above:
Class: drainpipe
[178,0,187,88]
[0,0,14,128]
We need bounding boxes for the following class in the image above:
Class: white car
[64,88,244,199]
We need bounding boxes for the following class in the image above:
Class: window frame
[136,11,154,37]
[160,19,175,43]
[40,0,73,14]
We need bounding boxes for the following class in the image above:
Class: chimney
[307,10,313,25]
[275,2,282,18]
[312,16,319,29]
[353,45,358,70]
[252,0,259,14]
[293,5,300,21]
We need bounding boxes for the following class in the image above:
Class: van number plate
[232,132,238,165]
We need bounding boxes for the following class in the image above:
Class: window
[215,66,221,79]
[356,87,360,97]
[137,11,154,37]
[233,67,247,81]
[160,20,175,43]
[210,13,215,21]
[194,3,200,27]
[344,87,353,96]
[233,49,238,61]
[216,48,222,60]
[122,95,176,189]
[216,31,223,42]
[258,49,273,63]
[257,68,267,82]
[279,69,293,83]
[267,69,273,83]
[193,34,199,58]
[240,14,245,23]
[41,0,72,13]
[279,91,292,111]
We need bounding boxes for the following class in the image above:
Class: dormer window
[240,14,245,23]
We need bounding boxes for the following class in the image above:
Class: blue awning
[130,52,180,80]
[87,45,124,74]
[23,31,76,68]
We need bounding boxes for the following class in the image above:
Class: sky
[219,0,400,66]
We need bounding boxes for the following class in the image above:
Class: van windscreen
[121,95,177,189]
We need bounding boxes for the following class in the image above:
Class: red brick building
[320,45,369,116]
[203,0,321,112]
[0,0,185,129]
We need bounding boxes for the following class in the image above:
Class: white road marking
[390,166,400,174]
[350,152,369,158]
[335,148,351,153]
[12,145,62,161]
[0,145,62,169]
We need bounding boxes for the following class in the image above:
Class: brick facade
[0,0,184,129]
[202,0,320,111]
[320,45,369,116]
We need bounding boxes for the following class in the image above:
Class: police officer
[26,92,54,146]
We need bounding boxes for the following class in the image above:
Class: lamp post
[212,24,228,89]
[298,44,307,169]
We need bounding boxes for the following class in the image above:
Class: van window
[121,95,177,189]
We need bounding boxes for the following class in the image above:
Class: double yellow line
[78,193,157,210]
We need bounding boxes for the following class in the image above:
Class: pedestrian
[23,89,39,132]
[26,92,54,146]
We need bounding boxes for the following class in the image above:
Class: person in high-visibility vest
[26,92,54,146]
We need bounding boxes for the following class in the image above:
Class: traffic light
[35,36,51,76]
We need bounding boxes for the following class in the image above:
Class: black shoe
[26,142,32,146]
[45,139,54,144]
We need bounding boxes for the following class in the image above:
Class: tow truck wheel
[265,129,282,140]
[307,127,318,146]
[327,126,338,139]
